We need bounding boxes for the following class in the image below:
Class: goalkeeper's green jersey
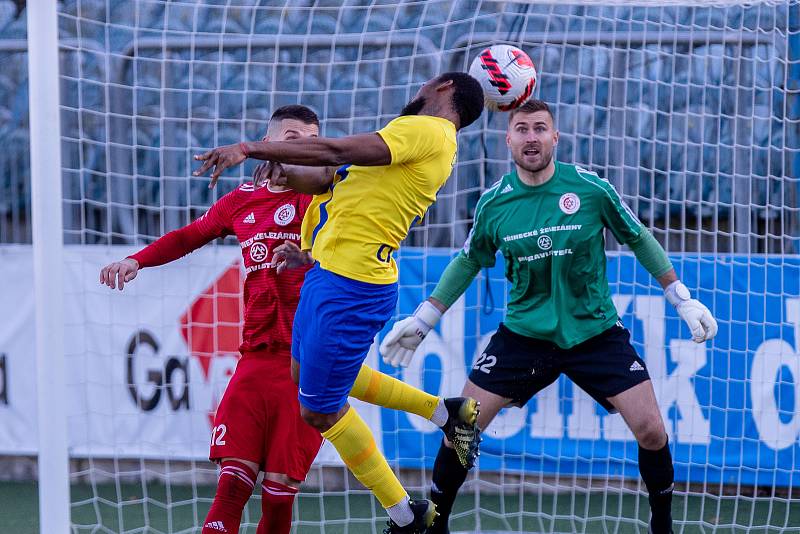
[462,161,643,349]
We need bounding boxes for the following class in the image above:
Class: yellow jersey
[300,115,457,284]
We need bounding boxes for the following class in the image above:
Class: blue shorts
[292,264,398,413]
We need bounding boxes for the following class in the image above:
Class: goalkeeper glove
[664,280,718,343]
[380,301,443,367]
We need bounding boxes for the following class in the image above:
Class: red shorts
[209,350,323,481]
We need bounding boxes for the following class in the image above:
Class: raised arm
[194,133,392,188]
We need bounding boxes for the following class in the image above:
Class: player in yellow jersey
[194,73,485,534]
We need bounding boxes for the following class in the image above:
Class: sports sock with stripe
[202,460,257,534]
[350,364,443,423]
[256,479,298,534]
[322,406,412,524]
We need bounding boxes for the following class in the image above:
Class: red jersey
[130,183,312,355]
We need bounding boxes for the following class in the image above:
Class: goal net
[3,0,799,532]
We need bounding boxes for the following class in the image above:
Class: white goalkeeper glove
[380,301,443,367]
[664,280,718,343]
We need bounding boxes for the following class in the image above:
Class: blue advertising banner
[380,250,800,487]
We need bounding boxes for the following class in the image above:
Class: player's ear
[506,133,512,147]
[553,130,559,146]
[435,78,454,92]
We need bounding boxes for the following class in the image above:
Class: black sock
[639,440,675,534]
[429,440,469,534]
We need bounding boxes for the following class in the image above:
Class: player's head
[506,99,558,174]
[265,105,320,141]
[399,72,484,130]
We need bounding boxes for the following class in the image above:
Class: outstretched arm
[100,194,233,290]
[195,133,391,188]
[596,174,717,343]
[99,225,217,291]
[627,228,717,342]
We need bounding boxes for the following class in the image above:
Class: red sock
[255,479,298,534]
[202,460,257,534]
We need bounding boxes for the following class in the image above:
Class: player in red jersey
[99,105,322,534]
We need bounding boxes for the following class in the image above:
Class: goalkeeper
[379,99,717,534]
[194,73,486,534]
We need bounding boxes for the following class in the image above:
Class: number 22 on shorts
[473,353,497,374]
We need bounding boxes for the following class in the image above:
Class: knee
[636,421,667,451]
[300,406,338,433]
[263,472,301,490]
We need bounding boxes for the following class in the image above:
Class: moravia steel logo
[479,49,512,95]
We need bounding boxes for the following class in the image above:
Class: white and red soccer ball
[469,44,538,112]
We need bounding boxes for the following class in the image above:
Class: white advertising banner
[0,245,377,463]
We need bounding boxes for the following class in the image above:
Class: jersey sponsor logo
[245,263,275,274]
[298,388,318,397]
[240,232,301,249]
[274,203,296,226]
[537,235,552,250]
[501,184,513,194]
[503,224,581,243]
[249,242,268,263]
[559,192,580,214]
[629,361,645,372]
[243,212,255,224]
[518,248,573,262]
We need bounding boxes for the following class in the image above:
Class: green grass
[3,482,799,534]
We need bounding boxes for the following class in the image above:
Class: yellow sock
[350,364,439,420]
[322,407,407,508]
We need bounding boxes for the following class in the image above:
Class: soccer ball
[468,44,537,112]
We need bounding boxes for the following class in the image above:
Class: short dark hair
[508,99,554,124]
[269,104,320,127]
[438,72,484,129]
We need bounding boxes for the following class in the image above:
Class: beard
[400,96,426,117]
[515,147,553,174]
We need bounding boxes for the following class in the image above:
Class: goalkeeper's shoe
[441,397,481,469]
[383,499,438,534]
